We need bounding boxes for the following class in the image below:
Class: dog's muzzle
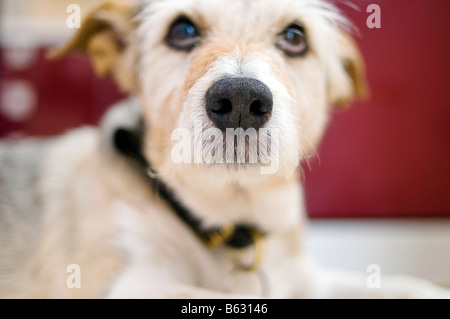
[205,77,273,131]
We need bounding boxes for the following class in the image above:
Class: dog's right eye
[166,17,201,51]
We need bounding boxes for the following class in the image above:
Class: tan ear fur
[48,0,137,92]
[85,29,122,78]
[332,32,370,108]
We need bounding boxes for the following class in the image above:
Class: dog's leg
[106,276,259,299]
[106,285,258,299]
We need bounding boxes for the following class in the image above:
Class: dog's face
[56,0,367,186]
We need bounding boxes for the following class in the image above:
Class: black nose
[205,77,273,131]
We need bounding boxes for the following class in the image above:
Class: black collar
[112,126,263,250]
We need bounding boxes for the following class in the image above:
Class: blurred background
[1,0,449,285]
[1,0,449,218]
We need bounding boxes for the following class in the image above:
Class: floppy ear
[328,32,369,108]
[48,0,138,93]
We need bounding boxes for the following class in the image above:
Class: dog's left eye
[166,17,201,51]
[277,23,308,57]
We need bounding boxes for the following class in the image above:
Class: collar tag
[230,228,266,272]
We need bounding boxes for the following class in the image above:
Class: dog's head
[55,0,367,186]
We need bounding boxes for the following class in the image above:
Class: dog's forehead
[140,0,340,35]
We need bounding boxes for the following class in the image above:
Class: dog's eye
[277,23,308,57]
[166,17,200,51]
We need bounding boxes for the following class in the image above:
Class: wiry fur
[0,0,448,298]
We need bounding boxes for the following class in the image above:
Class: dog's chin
[206,161,268,173]
[161,157,293,191]
[186,163,272,186]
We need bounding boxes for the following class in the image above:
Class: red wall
[1,1,449,218]
[304,0,450,217]
[0,50,124,137]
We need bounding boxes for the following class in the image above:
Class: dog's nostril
[249,100,266,116]
[212,99,233,114]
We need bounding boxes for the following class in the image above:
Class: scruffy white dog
[0,0,448,298]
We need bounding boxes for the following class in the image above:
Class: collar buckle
[205,225,266,272]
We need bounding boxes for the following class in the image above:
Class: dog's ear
[329,32,369,108]
[48,0,137,92]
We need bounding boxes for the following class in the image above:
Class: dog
[0,0,448,298]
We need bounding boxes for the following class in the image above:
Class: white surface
[305,219,450,287]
